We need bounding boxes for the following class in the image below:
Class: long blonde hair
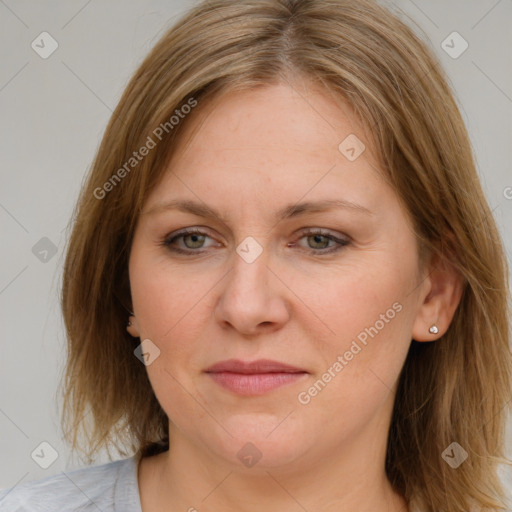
[60,1,512,510]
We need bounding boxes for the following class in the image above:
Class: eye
[293,228,350,254]
[162,228,217,254]
[161,227,350,255]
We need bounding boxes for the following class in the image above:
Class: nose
[214,241,291,336]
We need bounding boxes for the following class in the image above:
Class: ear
[412,246,465,342]
[127,314,141,338]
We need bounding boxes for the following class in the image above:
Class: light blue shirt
[0,456,142,511]
[2,455,510,511]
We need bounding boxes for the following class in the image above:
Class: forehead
[170,81,371,166]
[142,82,397,223]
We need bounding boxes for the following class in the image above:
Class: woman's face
[128,81,430,471]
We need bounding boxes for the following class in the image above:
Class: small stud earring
[429,324,439,334]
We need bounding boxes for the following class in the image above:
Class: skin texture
[127,80,463,512]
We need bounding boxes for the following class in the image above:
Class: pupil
[186,234,203,248]
[312,234,327,248]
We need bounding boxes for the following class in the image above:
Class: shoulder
[0,456,142,512]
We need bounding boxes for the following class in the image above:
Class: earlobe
[411,248,465,342]
[126,314,140,338]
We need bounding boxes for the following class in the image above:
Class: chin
[204,418,311,470]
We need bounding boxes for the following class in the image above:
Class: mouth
[204,359,308,396]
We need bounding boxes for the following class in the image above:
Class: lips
[204,359,308,396]
[205,358,307,374]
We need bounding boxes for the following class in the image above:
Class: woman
[1,0,510,511]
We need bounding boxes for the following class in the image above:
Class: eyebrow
[142,198,373,222]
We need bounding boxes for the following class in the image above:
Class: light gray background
[1,0,511,500]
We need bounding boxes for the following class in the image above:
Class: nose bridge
[214,233,289,332]
[235,235,266,266]
[230,235,269,291]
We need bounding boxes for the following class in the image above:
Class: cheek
[129,257,209,423]
[290,272,412,438]
[129,251,209,341]
[129,252,216,406]
[294,252,412,336]
[291,251,416,385]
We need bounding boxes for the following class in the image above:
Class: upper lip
[205,359,307,374]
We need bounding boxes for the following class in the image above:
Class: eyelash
[161,227,350,255]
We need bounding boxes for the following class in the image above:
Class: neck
[142,425,409,512]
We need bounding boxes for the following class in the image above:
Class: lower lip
[206,372,307,395]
